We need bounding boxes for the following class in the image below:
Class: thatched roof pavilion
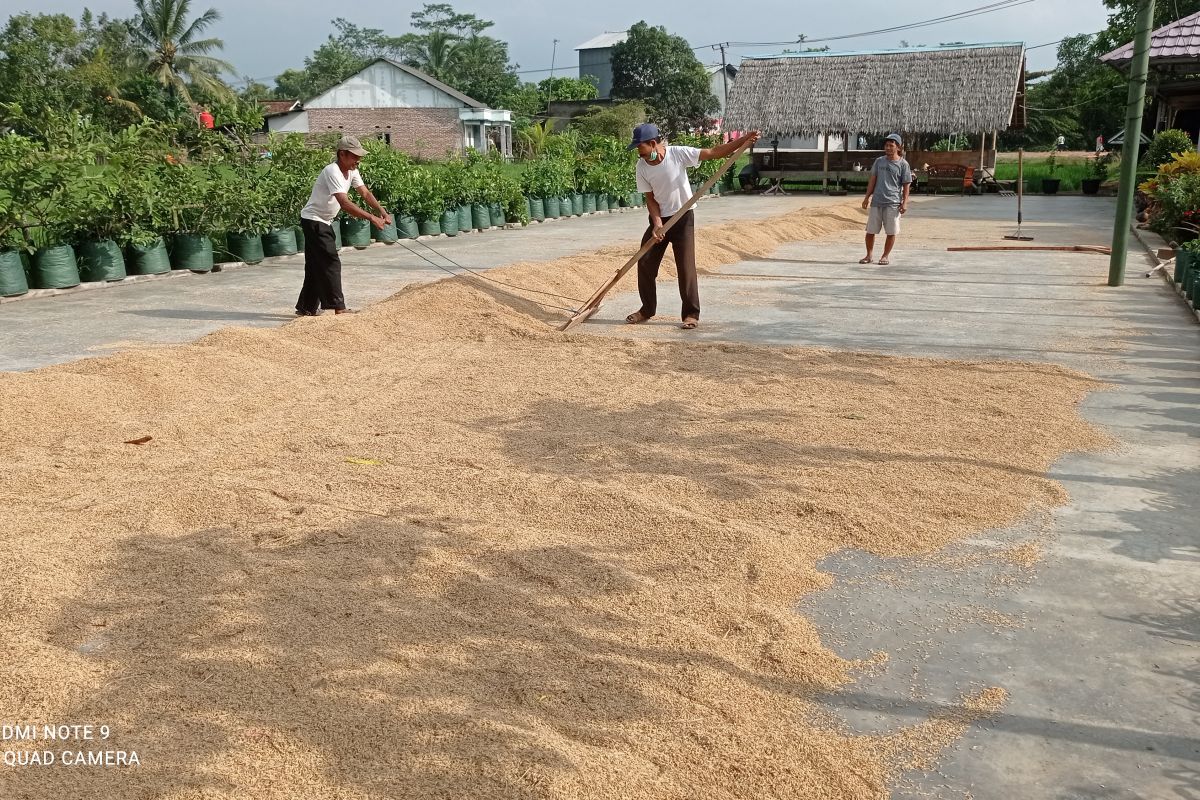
[724,42,1026,136]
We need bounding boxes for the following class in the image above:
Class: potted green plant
[408,168,446,236]
[0,135,36,296]
[1175,234,1200,287]
[158,158,219,272]
[1042,151,1062,195]
[1082,152,1112,195]
[0,133,88,289]
[360,139,407,244]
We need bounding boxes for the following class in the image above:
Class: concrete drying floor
[1,193,1196,798]
[593,194,1200,800]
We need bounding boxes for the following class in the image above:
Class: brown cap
[335,135,367,157]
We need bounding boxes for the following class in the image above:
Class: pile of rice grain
[0,203,1108,800]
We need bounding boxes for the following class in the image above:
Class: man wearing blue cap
[860,133,912,266]
[624,124,760,329]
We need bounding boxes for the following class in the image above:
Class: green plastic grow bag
[596,194,609,212]
[528,197,545,222]
[572,194,585,215]
[441,210,459,236]
[1175,250,1192,284]
[489,203,505,228]
[418,216,442,237]
[0,249,28,296]
[169,234,213,272]
[262,228,298,257]
[398,215,419,239]
[77,239,126,282]
[372,215,398,244]
[31,245,80,288]
[227,232,265,264]
[127,238,171,275]
[543,197,560,218]
[341,217,371,249]
[472,203,491,230]
[583,194,597,213]
[293,225,304,251]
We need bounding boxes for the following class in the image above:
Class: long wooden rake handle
[558,137,756,332]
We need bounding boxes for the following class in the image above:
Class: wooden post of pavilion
[822,133,830,193]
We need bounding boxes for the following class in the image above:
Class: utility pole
[546,38,559,125]
[1109,0,1156,287]
[719,42,730,109]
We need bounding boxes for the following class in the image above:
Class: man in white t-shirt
[625,123,759,329]
[296,135,392,316]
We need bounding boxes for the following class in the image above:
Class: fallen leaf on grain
[123,435,153,445]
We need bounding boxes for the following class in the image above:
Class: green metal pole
[1109,0,1157,286]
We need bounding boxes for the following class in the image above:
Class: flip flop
[878,258,890,266]
[626,311,650,324]
[681,318,698,330]
[859,257,873,264]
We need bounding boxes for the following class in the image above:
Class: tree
[570,101,646,140]
[130,0,234,103]
[539,76,598,102]
[407,29,461,81]
[610,22,718,134]
[274,6,519,107]
[1097,0,1200,54]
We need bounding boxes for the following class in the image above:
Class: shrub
[1143,129,1195,170]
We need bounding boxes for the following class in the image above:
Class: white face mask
[648,147,660,162]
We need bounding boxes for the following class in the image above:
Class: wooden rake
[558,138,755,332]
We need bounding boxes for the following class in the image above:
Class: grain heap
[0,204,1107,799]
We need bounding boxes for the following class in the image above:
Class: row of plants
[1138,149,1200,239]
[0,117,717,299]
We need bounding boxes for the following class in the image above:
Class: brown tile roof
[1102,10,1200,65]
[260,99,301,116]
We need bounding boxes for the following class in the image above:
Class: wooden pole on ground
[557,137,756,332]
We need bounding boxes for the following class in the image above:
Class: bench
[925,164,979,194]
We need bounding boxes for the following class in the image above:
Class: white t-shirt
[635,145,701,217]
[300,162,365,225]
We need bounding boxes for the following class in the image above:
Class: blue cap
[628,123,661,150]
[885,133,903,146]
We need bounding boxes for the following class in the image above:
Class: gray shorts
[866,205,901,235]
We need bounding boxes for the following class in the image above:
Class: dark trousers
[296,218,345,313]
[637,210,699,321]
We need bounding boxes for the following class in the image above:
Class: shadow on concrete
[21,515,830,798]
[822,690,1199,764]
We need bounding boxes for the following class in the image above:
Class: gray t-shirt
[870,156,913,207]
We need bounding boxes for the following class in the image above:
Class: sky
[6,0,1115,89]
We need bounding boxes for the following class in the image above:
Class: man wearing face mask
[625,124,760,329]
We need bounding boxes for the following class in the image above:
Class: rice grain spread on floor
[0,204,1108,799]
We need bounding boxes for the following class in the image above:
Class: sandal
[626,311,650,324]
[859,256,873,264]
[680,318,699,330]
[877,258,890,266]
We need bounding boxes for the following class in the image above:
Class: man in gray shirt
[860,133,912,266]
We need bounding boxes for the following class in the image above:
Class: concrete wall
[579,48,615,99]
[266,111,309,134]
[306,61,467,110]
[306,108,463,159]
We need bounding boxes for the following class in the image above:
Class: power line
[237,0,1044,90]
[694,0,1037,52]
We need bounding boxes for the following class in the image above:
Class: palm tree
[130,0,234,103]
[409,30,461,81]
